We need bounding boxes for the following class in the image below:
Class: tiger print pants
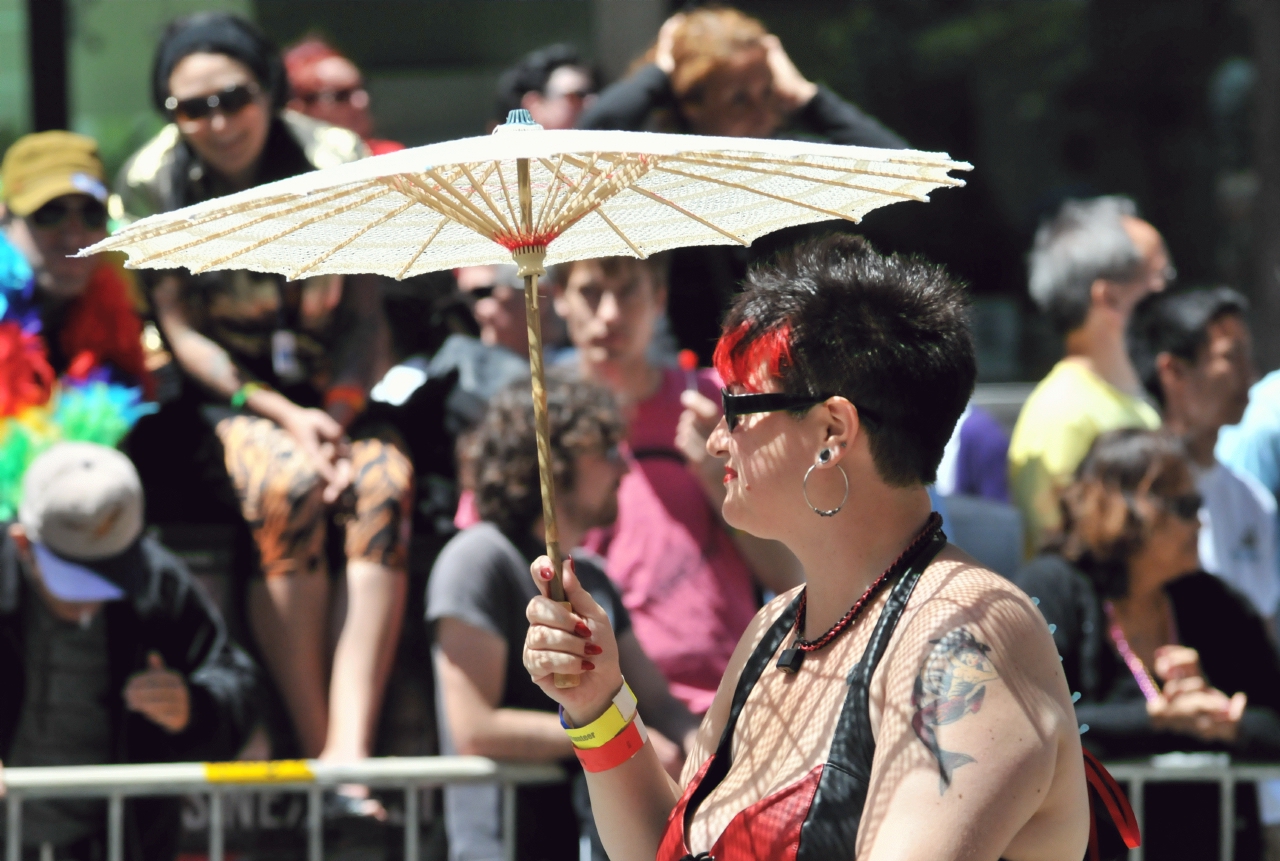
[215,415,413,578]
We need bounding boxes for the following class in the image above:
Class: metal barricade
[10,753,1277,861]
[1,756,564,861]
[1104,754,1280,861]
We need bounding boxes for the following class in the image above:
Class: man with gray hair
[0,443,257,861]
[1009,196,1172,551]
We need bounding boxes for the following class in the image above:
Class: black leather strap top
[673,526,947,861]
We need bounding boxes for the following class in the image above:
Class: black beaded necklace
[776,512,944,673]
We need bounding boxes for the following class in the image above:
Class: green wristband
[231,382,266,409]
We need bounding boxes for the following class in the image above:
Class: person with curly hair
[1017,428,1280,859]
[427,372,698,861]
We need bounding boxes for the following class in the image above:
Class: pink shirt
[584,368,759,714]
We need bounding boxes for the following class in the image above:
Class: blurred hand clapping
[1147,645,1247,743]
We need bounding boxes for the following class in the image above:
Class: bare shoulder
[680,586,802,786]
[880,544,1073,728]
[919,544,1039,606]
[898,544,1058,673]
[857,545,1089,860]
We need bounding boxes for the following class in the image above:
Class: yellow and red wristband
[562,682,637,749]
[574,714,649,773]
[560,681,648,772]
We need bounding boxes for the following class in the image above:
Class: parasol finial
[495,109,541,132]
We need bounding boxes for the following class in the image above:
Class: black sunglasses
[165,83,261,123]
[721,389,833,431]
[464,283,519,302]
[1163,492,1203,522]
[297,87,366,107]
[30,197,108,230]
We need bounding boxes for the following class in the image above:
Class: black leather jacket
[0,529,259,861]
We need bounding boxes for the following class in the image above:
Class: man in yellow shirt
[1009,196,1170,553]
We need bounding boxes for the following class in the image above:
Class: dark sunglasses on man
[29,197,108,231]
[296,87,369,109]
[1125,490,1202,522]
[463,283,518,302]
[164,82,261,124]
[1162,492,1203,522]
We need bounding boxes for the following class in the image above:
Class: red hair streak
[713,322,792,392]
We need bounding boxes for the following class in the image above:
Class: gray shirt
[3,595,113,846]
[426,523,629,861]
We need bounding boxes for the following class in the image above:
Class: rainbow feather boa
[0,234,155,518]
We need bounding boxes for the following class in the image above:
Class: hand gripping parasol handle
[513,161,579,690]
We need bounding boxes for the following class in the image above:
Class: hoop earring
[803,462,849,517]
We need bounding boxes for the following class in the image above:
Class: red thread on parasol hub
[495,232,559,252]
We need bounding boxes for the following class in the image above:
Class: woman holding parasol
[523,235,1093,860]
[81,91,1095,856]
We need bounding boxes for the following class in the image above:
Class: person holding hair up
[577,6,907,365]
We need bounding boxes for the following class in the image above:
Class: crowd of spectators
[3,4,1280,861]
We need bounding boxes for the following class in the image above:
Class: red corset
[657,758,825,861]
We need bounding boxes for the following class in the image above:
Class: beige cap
[1,131,108,217]
[19,442,145,602]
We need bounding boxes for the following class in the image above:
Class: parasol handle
[519,251,580,690]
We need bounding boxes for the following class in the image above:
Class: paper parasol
[85,110,970,687]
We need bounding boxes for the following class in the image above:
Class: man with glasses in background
[0,132,151,392]
[284,36,404,156]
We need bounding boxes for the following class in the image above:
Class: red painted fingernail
[540,567,554,581]
[574,622,592,638]
[581,660,595,671]
[584,643,603,656]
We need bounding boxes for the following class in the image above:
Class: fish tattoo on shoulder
[911,627,999,794]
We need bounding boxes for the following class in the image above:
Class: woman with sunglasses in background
[0,131,150,395]
[115,13,413,819]
[1017,428,1280,859]
[523,236,1094,861]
